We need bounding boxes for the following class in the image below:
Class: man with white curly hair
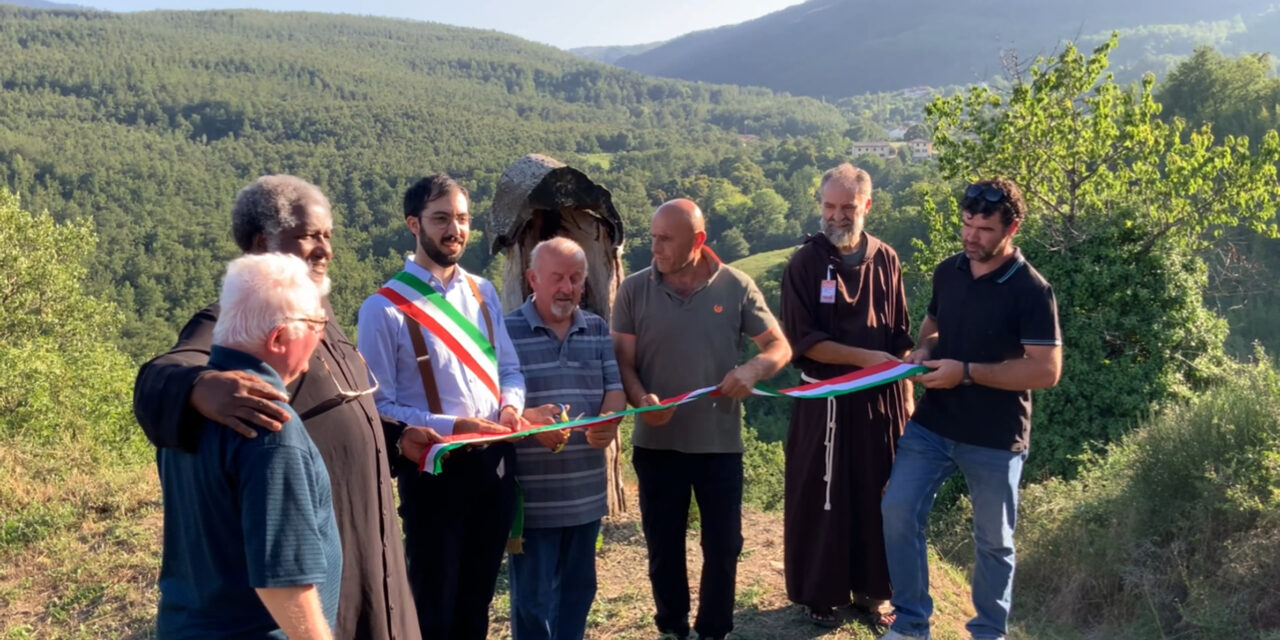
[156,253,341,639]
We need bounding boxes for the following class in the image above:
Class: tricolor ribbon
[420,361,927,474]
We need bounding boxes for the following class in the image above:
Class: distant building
[737,134,760,145]
[907,139,935,159]
[850,141,896,160]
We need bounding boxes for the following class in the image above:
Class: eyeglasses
[288,314,328,335]
[965,184,1008,203]
[316,350,379,402]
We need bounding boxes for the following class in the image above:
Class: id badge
[820,279,837,304]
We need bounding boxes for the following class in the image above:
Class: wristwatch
[961,362,973,386]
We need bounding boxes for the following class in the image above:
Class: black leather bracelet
[962,361,973,385]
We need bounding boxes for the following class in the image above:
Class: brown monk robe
[780,232,914,615]
[134,300,421,640]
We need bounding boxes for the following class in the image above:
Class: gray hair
[230,175,330,252]
[819,163,873,198]
[529,236,587,272]
[212,253,324,349]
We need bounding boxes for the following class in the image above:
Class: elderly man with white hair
[502,237,626,640]
[155,253,342,640]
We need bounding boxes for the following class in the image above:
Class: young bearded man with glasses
[878,178,1062,640]
[134,175,420,640]
[358,173,527,640]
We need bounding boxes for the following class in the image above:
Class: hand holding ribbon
[420,361,929,474]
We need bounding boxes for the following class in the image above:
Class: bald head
[652,198,706,235]
[529,236,587,272]
[650,198,708,276]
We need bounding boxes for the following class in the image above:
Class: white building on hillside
[850,141,896,159]
[907,139,935,159]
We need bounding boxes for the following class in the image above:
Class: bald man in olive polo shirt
[612,199,792,640]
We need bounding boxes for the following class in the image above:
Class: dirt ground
[489,486,976,640]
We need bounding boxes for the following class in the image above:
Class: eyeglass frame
[314,349,380,402]
[286,313,329,334]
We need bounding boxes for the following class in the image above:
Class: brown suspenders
[464,275,495,341]
[403,274,495,415]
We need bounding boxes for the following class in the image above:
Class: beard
[313,273,332,297]
[419,229,464,266]
[823,218,864,251]
[965,236,1011,263]
[548,298,578,320]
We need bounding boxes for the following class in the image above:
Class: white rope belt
[801,372,837,511]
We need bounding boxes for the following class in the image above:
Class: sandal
[851,594,895,629]
[804,605,840,628]
[870,608,896,629]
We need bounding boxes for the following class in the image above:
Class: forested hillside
[0,7,855,360]
[613,0,1280,97]
[4,7,1280,636]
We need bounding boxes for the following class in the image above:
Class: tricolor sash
[377,270,500,403]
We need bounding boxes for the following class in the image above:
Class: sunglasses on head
[965,184,1007,203]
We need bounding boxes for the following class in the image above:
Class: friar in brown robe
[134,175,420,640]
[780,164,914,625]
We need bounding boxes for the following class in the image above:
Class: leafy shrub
[1010,356,1280,638]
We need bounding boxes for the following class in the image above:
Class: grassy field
[1,443,990,640]
[729,247,796,282]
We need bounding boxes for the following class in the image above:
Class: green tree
[1158,47,1280,143]
[902,122,931,140]
[922,35,1280,479]
[0,188,142,455]
[1159,48,1280,358]
[712,227,750,263]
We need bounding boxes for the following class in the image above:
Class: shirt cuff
[501,388,525,414]
[428,414,459,436]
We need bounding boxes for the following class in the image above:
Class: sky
[83,0,807,49]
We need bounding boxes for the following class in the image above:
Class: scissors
[551,403,583,453]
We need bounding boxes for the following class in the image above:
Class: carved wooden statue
[489,153,628,516]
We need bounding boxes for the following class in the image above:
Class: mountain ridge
[612,0,1280,97]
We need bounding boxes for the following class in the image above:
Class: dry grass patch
[0,440,160,639]
[4,452,987,640]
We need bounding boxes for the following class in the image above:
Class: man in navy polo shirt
[155,253,342,640]
[879,178,1062,640]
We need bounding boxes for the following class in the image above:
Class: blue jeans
[508,520,601,640]
[881,421,1027,640]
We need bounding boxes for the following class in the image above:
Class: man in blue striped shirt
[504,237,626,640]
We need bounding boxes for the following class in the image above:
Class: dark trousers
[632,447,743,639]
[398,444,516,640]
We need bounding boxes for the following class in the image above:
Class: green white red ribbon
[420,361,926,474]
[378,270,500,402]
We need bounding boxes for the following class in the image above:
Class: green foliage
[0,8,859,360]
[1159,47,1280,359]
[1013,357,1280,637]
[924,35,1280,479]
[930,35,1280,255]
[0,188,144,458]
[1159,47,1280,143]
[742,426,785,512]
